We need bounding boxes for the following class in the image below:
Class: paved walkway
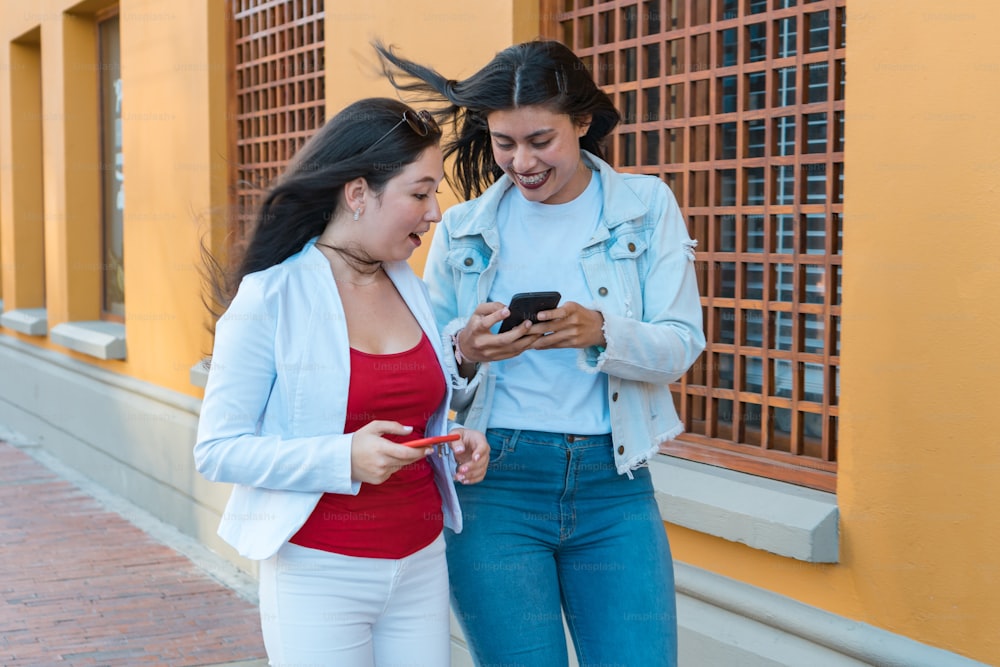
[0,440,268,666]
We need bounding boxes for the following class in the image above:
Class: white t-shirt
[486,172,611,434]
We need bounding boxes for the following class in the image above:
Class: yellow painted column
[6,37,46,311]
[41,11,102,327]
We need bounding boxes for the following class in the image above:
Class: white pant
[258,534,450,667]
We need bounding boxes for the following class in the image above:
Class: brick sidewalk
[0,441,267,666]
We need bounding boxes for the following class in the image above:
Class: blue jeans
[446,429,678,667]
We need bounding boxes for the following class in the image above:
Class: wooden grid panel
[231,0,325,245]
[552,0,845,492]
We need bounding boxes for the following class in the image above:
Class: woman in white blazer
[195,97,489,667]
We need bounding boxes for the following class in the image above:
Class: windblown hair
[203,97,441,320]
[374,39,621,200]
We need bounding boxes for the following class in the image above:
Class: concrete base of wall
[0,335,986,667]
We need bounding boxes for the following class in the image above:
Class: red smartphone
[402,433,461,448]
[497,291,562,334]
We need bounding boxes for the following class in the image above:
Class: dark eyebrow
[409,175,442,185]
[490,128,555,141]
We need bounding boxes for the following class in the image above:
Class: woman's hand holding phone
[529,301,607,350]
[455,302,540,363]
[349,421,433,485]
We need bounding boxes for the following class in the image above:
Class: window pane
[717,353,734,388]
[718,265,736,299]
[773,165,795,204]
[745,357,764,392]
[775,17,797,58]
[803,313,824,353]
[645,44,661,78]
[807,62,828,103]
[775,66,796,106]
[744,265,764,299]
[802,362,824,401]
[719,121,737,159]
[747,23,767,62]
[807,10,830,52]
[774,358,793,395]
[774,215,795,253]
[805,112,827,152]
[747,71,767,110]
[746,167,765,205]
[720,28,738,66]
[100,14,124,318]
[774,115,796,155]
[774,263,794,301]
[774,313,793,351]
[642,130,660,165]
[719,169,737,206]
[803,265,825,304]
[719,307,736,341]
[718,215,737,251]
[804,213,826,253]
[746,119,765,157]
[803,163,826,203]
[719,75,738,113]
[644,86,660,121]
[745,214,765,252]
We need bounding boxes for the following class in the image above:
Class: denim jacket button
[612,392,619,401]
[464,257,474,266]
[617,445,625,455]
[598,287,608,296]
[627,242,636,252]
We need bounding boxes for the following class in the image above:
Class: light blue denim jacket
[424,151,706,476]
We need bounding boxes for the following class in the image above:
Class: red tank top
[290,332,445,558]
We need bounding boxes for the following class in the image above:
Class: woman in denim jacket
[377,41,705,667]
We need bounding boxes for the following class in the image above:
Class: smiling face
[363,143,445,262]
[487,105,591,205]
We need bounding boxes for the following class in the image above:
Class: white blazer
[195,239,462,560]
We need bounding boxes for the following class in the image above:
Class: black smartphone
[497,291,562,334]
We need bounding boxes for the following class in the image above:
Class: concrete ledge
[676,563,989,667]
[190,357,210,388]
[651,456,839,562]
[0,308,48,335]
[50,320,126,360]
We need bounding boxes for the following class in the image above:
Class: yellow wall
[667,4,1000,664]
[0,0,228,393]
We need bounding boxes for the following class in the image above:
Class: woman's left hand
[450,428,489,485]
[528,301,606,350]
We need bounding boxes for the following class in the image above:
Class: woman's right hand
[457,302,539,363]
[350,421,432,485]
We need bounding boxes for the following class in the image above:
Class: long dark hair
[205,97,441,316]
[374,39,620,200]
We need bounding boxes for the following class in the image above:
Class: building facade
[0,1,996,665]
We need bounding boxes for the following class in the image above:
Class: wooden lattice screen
[230,0,326,245]
[550,0,845,491]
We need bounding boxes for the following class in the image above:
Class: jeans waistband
[486,428,612,446]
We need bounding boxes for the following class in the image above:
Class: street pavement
[0,439,268,666]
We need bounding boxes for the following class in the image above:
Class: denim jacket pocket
[446,244,490,305]
[608,232,649,261]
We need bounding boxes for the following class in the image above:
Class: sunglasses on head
[367,109,441,152]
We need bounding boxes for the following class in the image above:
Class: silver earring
[353,208,361,221]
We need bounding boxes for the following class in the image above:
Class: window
[230,0,326,249]
[98,9,123,319]
[551,0,845,492]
